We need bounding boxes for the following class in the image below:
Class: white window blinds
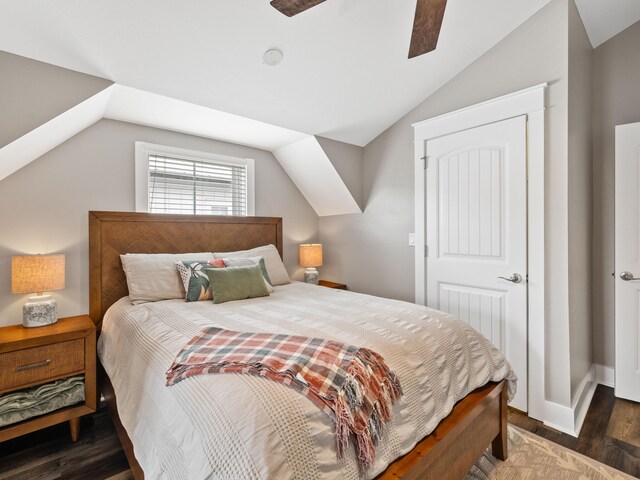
[147,154,249,216]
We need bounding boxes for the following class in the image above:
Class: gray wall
[592,20,640,368]
[321,0,576,406]
[567,0,594,399]
[0,119,318,327]
[0,51,112,148]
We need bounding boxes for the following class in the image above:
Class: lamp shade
[299,244,322,268]
[12,254,65,295]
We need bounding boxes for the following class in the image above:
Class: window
[135,142,254,216]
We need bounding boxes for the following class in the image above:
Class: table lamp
[12,254,65,328]
[299,244,322,285]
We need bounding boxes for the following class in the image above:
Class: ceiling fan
[269,0,448,58]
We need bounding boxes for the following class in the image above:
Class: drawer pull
[16,359,52,372]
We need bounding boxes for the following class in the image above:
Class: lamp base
[304,268,319,285]
[23,294,58,328]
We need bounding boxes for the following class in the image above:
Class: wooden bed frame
[88,211,507,480]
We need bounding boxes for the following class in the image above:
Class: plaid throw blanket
[166,327,403,470]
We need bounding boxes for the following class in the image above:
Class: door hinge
[421,156,427,169]
[425,245,428,257]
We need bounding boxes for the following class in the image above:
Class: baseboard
[543,400,578,436]
[572,366,598,436]
[595,364,615,388]
[543,365,598,437]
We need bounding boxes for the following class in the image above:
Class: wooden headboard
[88,211,283,325]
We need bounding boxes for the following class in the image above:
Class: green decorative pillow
[206,265,270,304]
[222,256,273,291]
[176,259,225,302]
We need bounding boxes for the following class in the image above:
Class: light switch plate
[409,233,416,246]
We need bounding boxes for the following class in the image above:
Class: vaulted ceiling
[574,0,640,48]
[1,1,639,147]
[1,0,553,147]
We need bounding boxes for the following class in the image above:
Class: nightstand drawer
[0,339,84,393]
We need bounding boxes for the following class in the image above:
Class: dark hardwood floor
[0,411,131,480]
[1,384,638,479]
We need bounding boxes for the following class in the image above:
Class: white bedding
[98,282,516,480]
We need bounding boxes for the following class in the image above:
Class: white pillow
[121,253,215,304]
[215,244,290,286]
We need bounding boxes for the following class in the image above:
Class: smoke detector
[263,49,284,66]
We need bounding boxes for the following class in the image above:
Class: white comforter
[98,282,516,480]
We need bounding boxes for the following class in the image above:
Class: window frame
[134,141,255,216]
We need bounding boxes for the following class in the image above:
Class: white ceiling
[574,0,640,48]
[0,0,554,147]
[2,1,638,147]
[104,86,308,152]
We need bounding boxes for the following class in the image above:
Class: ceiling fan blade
[408,0,448,58]
[270,0,326,17]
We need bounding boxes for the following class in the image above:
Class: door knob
[497,273,522,283]
[620,271,640,281]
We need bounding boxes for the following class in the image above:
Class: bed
[89,211,514,480]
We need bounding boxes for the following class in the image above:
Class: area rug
[466,425,635,480]
[106,425,635,480]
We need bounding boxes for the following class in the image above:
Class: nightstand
[0,315,96,443]
[319,280,347,290]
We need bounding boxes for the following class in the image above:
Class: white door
[425,116,528,411]
[615,121,640,402]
